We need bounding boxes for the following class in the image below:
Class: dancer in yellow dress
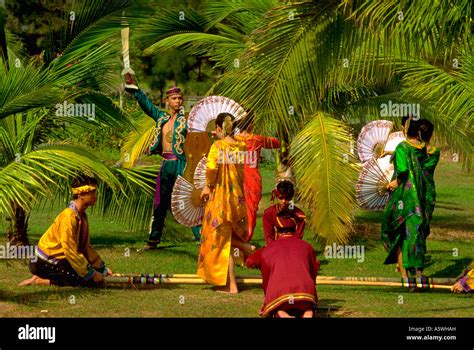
[197,113,255,294]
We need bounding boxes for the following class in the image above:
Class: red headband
[166,87,182,96]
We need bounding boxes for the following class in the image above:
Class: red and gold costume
[234,134,280,241]
[263,203,305,245]
[246,204,319,317]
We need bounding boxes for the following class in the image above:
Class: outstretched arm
[262,136,280,149]
[134,89,165,122]
[124,74,164,122]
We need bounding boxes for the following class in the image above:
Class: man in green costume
[125,74,200,248]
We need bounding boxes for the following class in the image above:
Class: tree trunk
[8,204,30,246]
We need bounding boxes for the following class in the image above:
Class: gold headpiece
[223,116,233,136]
[72,185,97,195]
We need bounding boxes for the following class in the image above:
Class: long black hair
[419,119,434,143]
[405,118,421,138]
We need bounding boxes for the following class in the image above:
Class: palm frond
[291,111,360,244]
[0,161,51,215]
[120,116,156,167]
[398,49,473,128]
[346,0,472,61]
[95,164,158,231]
[1,0,134,121]
[144,33,245,70]
[136,7,207,46]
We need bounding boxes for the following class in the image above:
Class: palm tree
[0,0,158,245]
[125,0,472,244]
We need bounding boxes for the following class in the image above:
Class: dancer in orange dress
[234,121,280,241]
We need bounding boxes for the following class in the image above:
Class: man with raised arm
[125,74,200,248]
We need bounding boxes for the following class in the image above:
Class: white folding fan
[171,176,204,227]
[356,156,394,211]
[193,156,207,190]
[384,131,406,153]
[357,120,393,163]
[187,96,247,132]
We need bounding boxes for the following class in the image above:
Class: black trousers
[29,258,97,287]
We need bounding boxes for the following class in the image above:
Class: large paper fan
[356,156,394,211]
[357,120,393,162]
[171,176,204,227]
[384,131,406,153]
[194,157,207,189]
[187,96,247,132]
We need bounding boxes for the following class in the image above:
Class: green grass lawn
[0,160,472,318]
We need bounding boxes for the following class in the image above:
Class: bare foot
[277,310,295,318]
[214,286,238,294]
[19,275,50,286]
[302,309,314,318]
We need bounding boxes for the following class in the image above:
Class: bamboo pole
[110,273,457,285]
[106,276,260,285]
[316,280,452,289]
[106,274,455,289]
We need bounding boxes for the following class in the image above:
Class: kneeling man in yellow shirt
[20,176,112,287]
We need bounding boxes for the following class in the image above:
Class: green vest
[134,89,187,161]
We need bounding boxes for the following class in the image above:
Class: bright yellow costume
[197,140,249,285]
[37,202,105,279]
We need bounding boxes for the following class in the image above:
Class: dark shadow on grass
[431,214,474,232]
[236,284,264,293]
[140,244,181,250]
[140,247,198,261]
[428,250,458,254]
[436,194,463,200]
[0,286,105,307]
[427,305,473,313]
[90,236,146,247]
[316,299,345,318]
[430,258,472,278]
[435,205,464,211]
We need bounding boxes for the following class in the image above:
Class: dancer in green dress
[419,119,440,238]
[381,119,428,278]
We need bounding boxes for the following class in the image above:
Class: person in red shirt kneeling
[246,180,319,318]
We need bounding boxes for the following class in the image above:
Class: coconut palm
[0,0,158,244]
[124,0,472,244]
